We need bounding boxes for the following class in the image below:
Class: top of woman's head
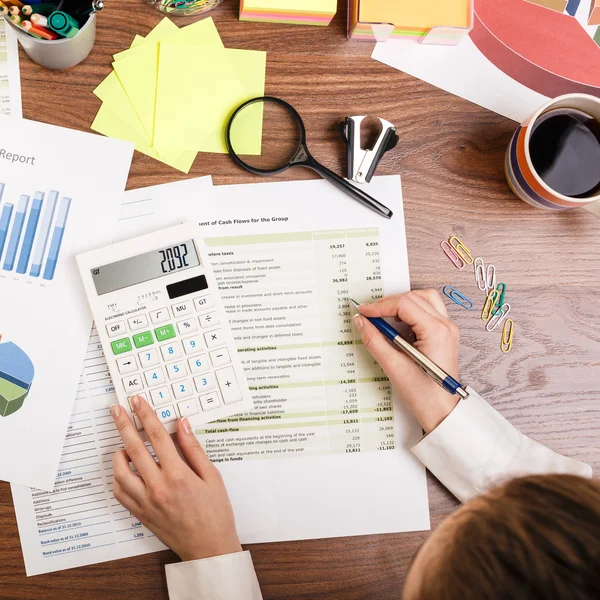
[404,474,600,600]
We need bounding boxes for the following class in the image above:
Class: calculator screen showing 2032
[91,240,200,296]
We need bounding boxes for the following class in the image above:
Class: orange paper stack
[240,0,337,26]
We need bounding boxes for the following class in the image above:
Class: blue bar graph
[16,192,44,274]
[3,195,30,272]
[43,197,71,281]
[30,190,58,278]
[0,196,14,261]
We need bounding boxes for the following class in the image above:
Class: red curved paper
[471,0,600,99]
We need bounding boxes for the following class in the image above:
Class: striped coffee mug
[505,93,600,218]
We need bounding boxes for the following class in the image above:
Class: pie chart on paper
[470,0,600,99]
[0,337,35,417]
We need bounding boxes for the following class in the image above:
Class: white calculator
[76,223,253,436]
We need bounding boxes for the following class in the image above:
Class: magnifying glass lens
[228,99,303,171]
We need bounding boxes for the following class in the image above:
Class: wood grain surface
[1,1,599,598]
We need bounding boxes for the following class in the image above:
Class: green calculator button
[111,338,132,355]
[155,324,176,342]
[133,331,154,348]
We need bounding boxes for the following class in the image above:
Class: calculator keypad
[112,293,243,428]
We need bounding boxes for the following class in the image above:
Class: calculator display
[91,240,200,295]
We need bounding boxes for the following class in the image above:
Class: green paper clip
[492,282,506,316]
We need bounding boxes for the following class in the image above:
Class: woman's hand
[353,289,461,433]
[110,395,242,562]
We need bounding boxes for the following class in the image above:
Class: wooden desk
[1,2,598,598]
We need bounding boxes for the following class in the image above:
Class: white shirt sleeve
[165,551,263,600]
[411,386,593,503]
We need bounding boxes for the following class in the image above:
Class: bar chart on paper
[0,182,72,282]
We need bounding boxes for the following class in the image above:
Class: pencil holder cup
[144,0,224,15]
[4,14,96,70]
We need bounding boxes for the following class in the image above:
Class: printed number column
[314,230,360,454]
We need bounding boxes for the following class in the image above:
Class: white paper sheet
[11,177,215,576]
[12,176,430,576]
[0,116,133,490]
[0,18,21,117]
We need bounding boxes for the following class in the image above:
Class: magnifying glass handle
[310,162,393,219]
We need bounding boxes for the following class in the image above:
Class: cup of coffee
[505,94,600,218]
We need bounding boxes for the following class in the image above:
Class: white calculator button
[123,375,143,394]
[160,341,182,361]
[144,367,166,388]
[216,366,243,404]
[177,318,198,335]
[138,348,160,368]
[199,312,219,328]
[117,356,137,375]
[200,392,221,411]
[133,415,144,432]
[172,380,193,399]
[177,399,199,418]
[182,335,203,355]
[171,302,192,318]
[210,348,231,367]
[150,386,170,407]
[188,353,209,374]
[204,329,224,348]
[150,308,169,324]
[127,392,148,412]
[106,321,126,338]
[166,361,188,380]
[127,314,148,331]
[194,295,214,312]
[194,373,215,393]
[156,405,177,424]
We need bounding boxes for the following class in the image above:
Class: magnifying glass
[226,97,393,219]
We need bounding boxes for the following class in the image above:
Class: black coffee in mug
[528,108,600,199]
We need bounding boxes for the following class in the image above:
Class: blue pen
[351,299,469,400]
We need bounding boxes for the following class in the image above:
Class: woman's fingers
[112,448,147,502]
[411,289,449,318]
[176,418,219,481]
[113,479,142,515]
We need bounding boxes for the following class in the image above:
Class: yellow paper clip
[501,319,514,353]
[481,289,500,322]
[449,236,474,265]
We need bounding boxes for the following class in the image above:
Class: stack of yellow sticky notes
[91,17,267,173]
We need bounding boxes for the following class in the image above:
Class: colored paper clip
[486,264,497,295]
[449,236,474,265]
[486,303,510,332]
[481,289,500,322]
[443,285,473,310]
[474,258,486,290]
[492,282,507,316]
[501,319,515,353]
[441,240,465,269]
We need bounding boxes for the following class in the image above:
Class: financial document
[0,19,21,116]
[12,176,430,576]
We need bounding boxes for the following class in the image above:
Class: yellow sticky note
[242,0,337,14]
[163,17,224,48]
[360,0,469,28]
[154,44,250,152]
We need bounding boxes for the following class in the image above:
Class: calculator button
[188,353,209,374]
[156,405,177,424]
[177,399,199,418]
[199,312,219,328]
[133,331,154,349]
[144,367,166,387]
[204,329,224,348]
[117,356,137,375]
[200,392,221,411]
[150,308,169,324]
[210,348,230,367]
[155,324,176,342]
[133,416,144,432]
[127,392,148,412]
[123,376,143,394]
[216,367,243,404]
[172,380,193,399]
[111,338,132,355]
[194,373,215,393]
[166,361,188,380]
[161,341,182,361]
[182,335,203,355]
[106,321,126,338]
[171,302,192,318]
[138,348,160,368]
[150,386,171,407]
[177,319,198,335]
[128,314,148,331]
[194,295,214,312]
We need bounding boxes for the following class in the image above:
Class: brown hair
[416,475,600,600]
